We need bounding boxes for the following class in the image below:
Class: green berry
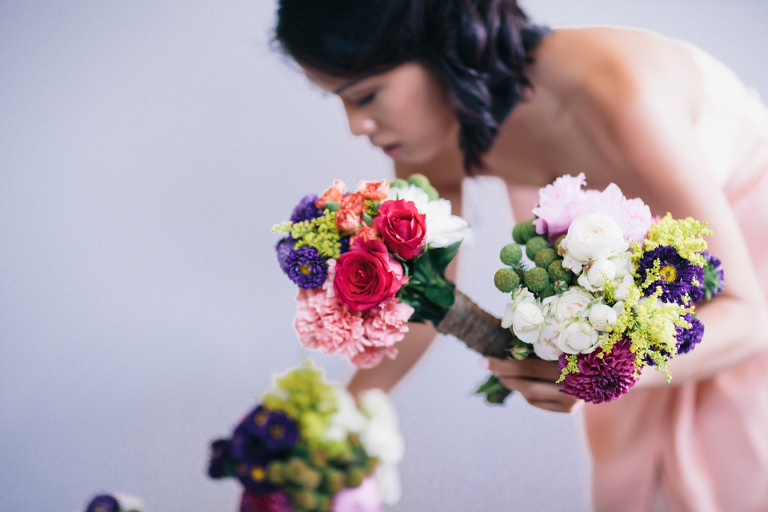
[390,178,408,189]
[534,248,558,269]
[424,185,440,201]
[538,284,556,300]
[548,259,575,285]
[293,490,318,510]
[494,268,520,293]
[512,220,537,245]
[525,236,549,261]
[267,461,285,485]
[407,173,431,189]
[500,243,523,265]
[524,267,550,293]
[346,467,367,488]
[322,469,346,494]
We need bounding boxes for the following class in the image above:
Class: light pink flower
[331,477,382,512]
[362,299,414,348]
[350,345,398,369]
[532,173,587,239]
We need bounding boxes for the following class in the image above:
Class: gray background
[1,1,767,511]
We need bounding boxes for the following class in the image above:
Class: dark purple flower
[241,406,299,453]
[558,338,639,404]
[286,246,328,289]
[86,495,120,512]
[690,264,705,303]
[339,235,351,255]
[676,315,705,355]
[240,489,292,512]
[208,438,235,479]
[701,252,726,301]
[275,237,294,275]
[636,245,698,304]
[290,194,322,223]
[234,458,278,494]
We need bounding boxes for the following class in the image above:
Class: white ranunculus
[552,287,594,323]
[609,251,634,277]
[577,258,617,292]
[614,273,635,301]
[389,185,471,247]
[325,387,367,440]
[557,319,601,354]
[512,302,545,343]
[588,303,618,332]
[387,184,430,210]
[511,287,537,309]
[560,212,629,273]
[613,300,625,318]
[533,323,564,360]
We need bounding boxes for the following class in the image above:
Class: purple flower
[636,245,698,304]
[676,315,705,355]
[240,489,292,512]
[242,406,299,453]
[340,235,351,255]
[234,458,278,494]
[558,338,639,404]
[290,194,323,223]
[286,246,328,289]
[208,438,235,479]
[275,237,294,275]
[86,495,120,512]
[230,423,269,463]
[701,252,726,301]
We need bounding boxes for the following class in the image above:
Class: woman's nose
[345,106,377,136]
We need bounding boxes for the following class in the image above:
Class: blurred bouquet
[480,173,725,404]
[80,493,146,512]
[273,174,470,368]
[207,363,405,512]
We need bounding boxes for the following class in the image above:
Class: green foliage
[474,374,513,405]
[398,241,461,324]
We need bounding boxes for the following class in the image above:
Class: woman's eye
[355,92,376,106]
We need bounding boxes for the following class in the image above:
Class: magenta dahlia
[558,338,639,404]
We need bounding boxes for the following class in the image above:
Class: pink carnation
[362,299,414,348]
[331,477,382,512]
[350,345,398,369]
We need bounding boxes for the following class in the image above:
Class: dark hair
[274,0,548,173]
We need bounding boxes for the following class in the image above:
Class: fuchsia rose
[334,239,408,311]
[316,180,346,210]
[335,208,361,233]
[358,180,390,201]
[341,192,367,215]
[374,200,427,260]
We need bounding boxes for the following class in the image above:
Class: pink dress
[584,43,768,512]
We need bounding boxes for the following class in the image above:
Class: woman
[274,1,768,510]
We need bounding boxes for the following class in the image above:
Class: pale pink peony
[331,477,383,512]
[532,173,587,239]
[362,299,414,348]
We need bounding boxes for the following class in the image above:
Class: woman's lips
[382,144,403,158]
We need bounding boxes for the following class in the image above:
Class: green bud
[316,494,332,512]
[362,212,373,225]
[538,284,556,300]
[322,468,346,494]
[534,248,558,269]
[346,467,367,488]
[494,268,520,293]
[293,490,318,510]
[548,260,574,285]
[390,178,409,189]
[267,461,285,485]
[512,220,537,245]
[325,201,340,212]
[524,267,550,293]
[407,173,431,189]
[553,279,569,294]
[500,243,523,265]
[525,236,549,261]
[424,185,440,201]
[510,345,531,360]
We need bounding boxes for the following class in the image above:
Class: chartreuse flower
[272,209,342,259]
[638,213,712,266]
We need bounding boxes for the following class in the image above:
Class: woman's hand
[486,357,584,413]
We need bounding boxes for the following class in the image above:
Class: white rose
[511,287,536,309]
[557,319,601,354]
[588,303,618,332]
[387,184,429,211]
[560,212,629,273]
[552,287,594,323]
[533,323,564,360]
[609,252,634,277]
[577,258,617,292]
[614,273,634,301]
[422,198,472,247]
[512,302,545,344]
[613,300,625,319]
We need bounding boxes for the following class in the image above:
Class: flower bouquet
[207,362,405,512]
[273,174,512,368]
[479,173,725,404]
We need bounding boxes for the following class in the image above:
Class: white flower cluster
[501,213,634,360]
[325,388,405,506]
[388,185,472,248]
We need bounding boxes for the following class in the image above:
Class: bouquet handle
[435,290,515,359]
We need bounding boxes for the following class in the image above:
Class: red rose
[358,180,390,201]
[341,192,366,215]
[374,199,427,260]
[334,239,408,311]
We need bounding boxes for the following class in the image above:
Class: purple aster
[230,423,269,463]
[636,245,698,304]
[86,495,120,512]
[208,438,235,479]
[241,406,299,453]
[690,264,705,303]
[339,235,351,254]
[676,315,705,355]
[290,194,323,223]
[558,338,639,404]
[240,489,292,512]
[234,458,278,494]
[275,237,294,275]
[701,252,726,301]
[286,246,328,289]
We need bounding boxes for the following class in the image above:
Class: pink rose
[350,223,381,244]
[341,192,367,215]
[373,199,427,260]
[350,345,398,369]
[334,240,408,311]
[358,180,390,201]
[316,180,346,210]
[335,208,361,233]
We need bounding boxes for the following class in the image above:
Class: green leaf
[429,241,462,274]
[424,285,455,309]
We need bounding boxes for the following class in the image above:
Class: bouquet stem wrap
[435,290,514,359]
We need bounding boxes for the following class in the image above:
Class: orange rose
[341,192,366,215]
[358,180,390,201]
[351,223,381,244]
[315,180,346,209]
[335,208,360,233]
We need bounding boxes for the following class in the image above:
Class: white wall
[1,1,766,511]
